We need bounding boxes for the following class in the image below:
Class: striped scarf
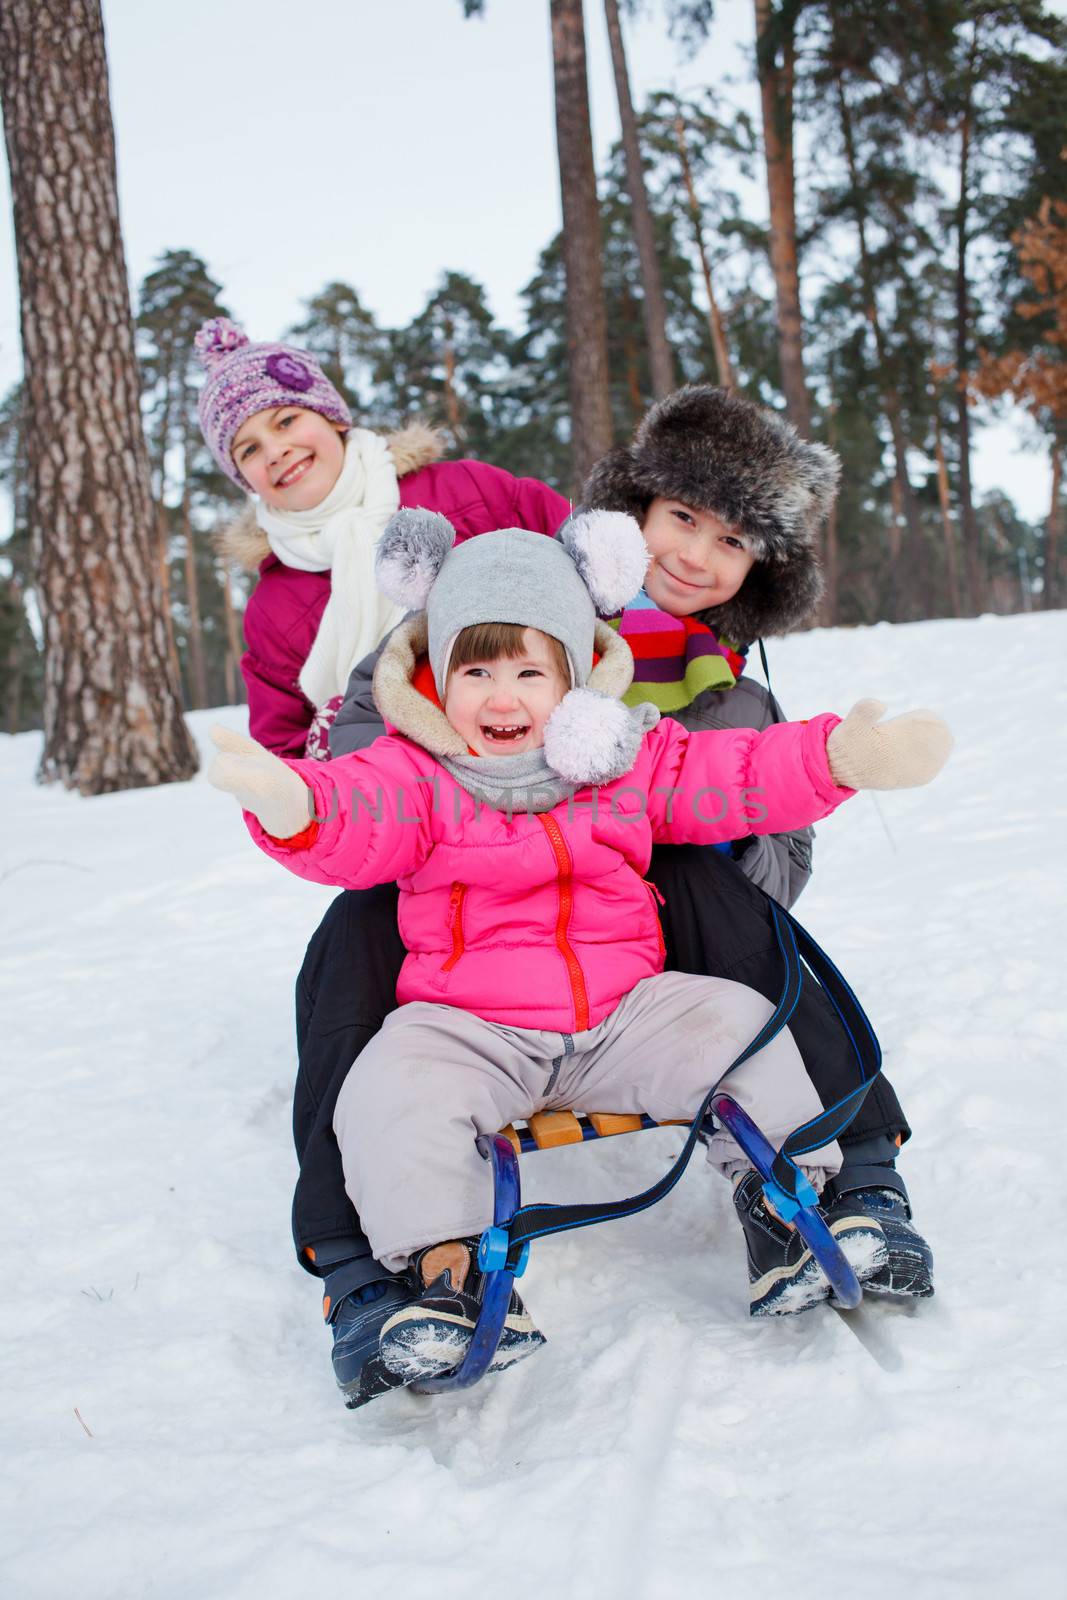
[607,590,746,712]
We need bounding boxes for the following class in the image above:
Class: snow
[2,610,1065,1599]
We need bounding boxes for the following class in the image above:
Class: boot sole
[750,1219,888,1317]
[379,1302,546,1381]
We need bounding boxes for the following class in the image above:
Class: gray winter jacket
[328,635,813,908]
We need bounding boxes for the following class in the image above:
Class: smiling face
[230,406,347,509]
[443,626,569,758]
[640,497,756,615]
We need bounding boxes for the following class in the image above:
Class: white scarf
[255,429,406,707]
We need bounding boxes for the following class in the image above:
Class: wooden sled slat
[587,1112,645,1137]
[527,1110,585,1148]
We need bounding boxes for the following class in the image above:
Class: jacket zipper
[537,814,590,1032]
[441,882,468,972]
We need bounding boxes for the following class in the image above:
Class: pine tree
[289,282,384,417]
[375,272,512,458]
[136,249,243,710]
[602,0,676,396]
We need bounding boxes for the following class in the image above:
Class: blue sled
[410,1099,861,1394]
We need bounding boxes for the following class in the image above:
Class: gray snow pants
[333,970,842,1269]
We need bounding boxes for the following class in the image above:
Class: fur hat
[582,385,839,641]
[194,318,352,490]
[375,508,656,786]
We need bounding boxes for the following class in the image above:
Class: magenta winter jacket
[247,715,852,1033]
[236,457,571,756]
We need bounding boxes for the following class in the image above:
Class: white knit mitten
[826,699,953,791]
[208,726,313,839]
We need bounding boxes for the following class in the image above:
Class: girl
[209,509,951,1389]
[196,317,570,758]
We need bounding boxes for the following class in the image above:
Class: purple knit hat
[194,318,352,489]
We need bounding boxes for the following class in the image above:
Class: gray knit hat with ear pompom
[376,508,650,696]
[374,507,658,788]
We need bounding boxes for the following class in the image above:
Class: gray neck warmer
[438,747,575,815]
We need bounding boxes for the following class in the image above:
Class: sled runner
[410,901,884,1395]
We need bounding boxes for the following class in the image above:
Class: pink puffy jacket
[248,715,852,1033]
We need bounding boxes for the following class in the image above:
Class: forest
[0,0,1064,785]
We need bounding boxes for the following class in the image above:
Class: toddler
[211,508,951,1387]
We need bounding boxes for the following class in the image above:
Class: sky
[0,0,1057,519]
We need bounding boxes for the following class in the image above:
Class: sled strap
[502,900,883,1265]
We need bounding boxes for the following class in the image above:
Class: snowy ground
[2,610,1065,1600]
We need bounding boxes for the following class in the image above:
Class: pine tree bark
[550,0,614,486]
[754,0,812,437]
[0,0,198,793]
[603,0,675,398]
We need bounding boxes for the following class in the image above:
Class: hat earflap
[376,508,457,611]
[557,509,650,614]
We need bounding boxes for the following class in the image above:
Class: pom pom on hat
[376,508,457,611]
[557,509,649,613]
[543,688,659,786]
[194,317,249,370]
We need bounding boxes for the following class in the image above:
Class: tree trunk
[550,0,614,486]
[442,330,463,444]
[1044,437,1062,610]
[603,0,675,398]
[221,564,243,707]
[4,574,25,734]
[0,0,198,792]
[180,421,208,710]
[933,408,963,618]
[673,109,735,388]
[754,0,812,437]
[954,26,982,615]
[150,362,180,670]
[618,282,645,423]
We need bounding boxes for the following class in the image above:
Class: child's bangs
[448,622,569,681]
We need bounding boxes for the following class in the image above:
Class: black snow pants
[291,846,909,1277]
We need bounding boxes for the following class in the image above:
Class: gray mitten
[208,726,313,839]
[826,699,953,791]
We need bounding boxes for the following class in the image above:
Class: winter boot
[378,1239,546,1382]
[733,1170,889,1317]
[316,1242,419,1410]
[820,1162,934,1299]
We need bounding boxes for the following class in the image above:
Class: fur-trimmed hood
[217,422,445,572]
[582,387,838,642]
[371,612,636,763]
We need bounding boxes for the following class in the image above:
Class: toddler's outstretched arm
[646,701,952,846]
[207,726,435,891]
